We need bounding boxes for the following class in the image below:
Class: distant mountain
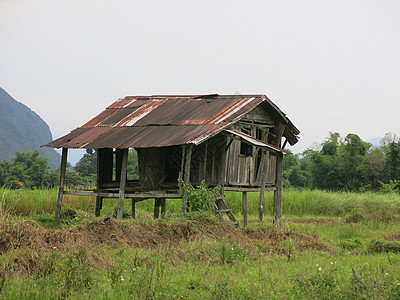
[0,87,60,169]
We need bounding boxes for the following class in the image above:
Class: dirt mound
[0,217,333,255]
[0,217,334,274]
[384,231,400,241]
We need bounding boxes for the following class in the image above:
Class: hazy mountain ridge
[0,87,60,169]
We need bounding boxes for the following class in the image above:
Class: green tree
[0,161,10,187]
[127,149,139,180]
[4,150,49,189]
[283,153,308,187]
[310,133,344,190]
[340,133,369,190]
[74,149,97,177]
[385,140,400,183]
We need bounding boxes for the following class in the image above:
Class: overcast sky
[1,0,399,156]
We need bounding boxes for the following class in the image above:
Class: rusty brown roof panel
[44,128,91,148]
[84,127,145,149]
[43,94,299,149]
[117,125,222,148]
[225,96,264,122]
[63,127,113,148]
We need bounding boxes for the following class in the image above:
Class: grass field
[1,188,400,299]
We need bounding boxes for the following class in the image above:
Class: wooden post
[273,152,283,224]
[161,198,166,218]
[182,144,193,213]
[95,148,102,217]
[203,141,208,180]
[131,198,136,219]
[116,148,128,219]
[178,145,186,193]
[154,198,161,219]
[242,191,248,226]
[259,150,269,222]
[55,148,68,223]
[95,197,102,217]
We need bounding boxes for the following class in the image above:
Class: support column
[154,198,161,219]
[116,148,128,219]
[259,150,269,223]
[182,144,193,213]
[131,198,136,219]
[178,146,186,193]
[161,198,166,218]
[95,197,102,217]
[242,191,248,226]
[95,148,102,217]
[55,148,68,223]
[273,152,283,224]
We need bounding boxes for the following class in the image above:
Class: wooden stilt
[259,150,269,223]
[154,198,161,219]
[178,145,186,193]
[116,148,128,219]
[95,197,102,217]
[131,198,136,219]
[273,152,283,224]
[55,148,68,223]
[242,191,248,226]
[160,198,166,218]
[182,144,193,213]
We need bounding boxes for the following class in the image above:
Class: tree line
[284,132,400,192]
[1,132,399,192]
[0,149,139,189]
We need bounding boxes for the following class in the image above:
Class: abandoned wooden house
[44,94,299,225]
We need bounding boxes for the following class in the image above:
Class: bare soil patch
[0,216,334,274]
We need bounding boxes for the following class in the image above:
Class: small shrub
[340,239,362,251]
[216,238,247,264]
[180,180,220,212]
[345,209,366,223]
[368,239,400,254]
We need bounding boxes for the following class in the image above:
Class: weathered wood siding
[138,148,166,190]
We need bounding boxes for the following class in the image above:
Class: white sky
[1,0,399,155]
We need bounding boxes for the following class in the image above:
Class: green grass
[2,187,400,220]
[1,188,400,298]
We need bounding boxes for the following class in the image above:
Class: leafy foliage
[180,180,220,212]
[0,148,140,189]
[284,132,400,192]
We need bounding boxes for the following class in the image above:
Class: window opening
[240,126,253,156]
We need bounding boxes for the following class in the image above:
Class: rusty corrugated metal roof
[224,129,291,155]
[44,94,299,149]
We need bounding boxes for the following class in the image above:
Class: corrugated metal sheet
[44,94,299,149]
[224,129,290,155]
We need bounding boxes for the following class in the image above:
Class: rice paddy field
[1,187,400,299]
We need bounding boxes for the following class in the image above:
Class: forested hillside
[0,87,60,169]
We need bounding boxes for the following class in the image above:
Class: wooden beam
[273,152,283,224]
[116,148,128,219]
[178,145,186,193]
[63,190,181,199]
[242,191,248,226]
[154,198,161,219]
[259,150,269,222]
[131,198,136,219]
[182,144,193,213]
[161,198,166,218]
[55,148,68,223]
[95,197,102,217]
[96,148,101,217]
[202,141,208,180]
[223,186,276,192]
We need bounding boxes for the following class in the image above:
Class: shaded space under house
[44,94,300,225]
